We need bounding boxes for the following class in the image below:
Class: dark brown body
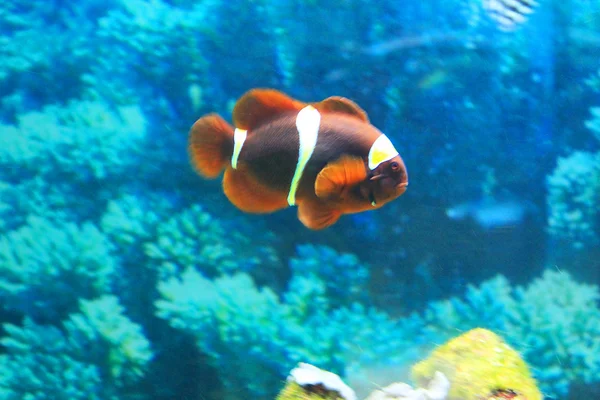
[238,112,381,205]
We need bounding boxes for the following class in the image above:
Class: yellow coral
[276,381,347,400]
[411,328,542,400]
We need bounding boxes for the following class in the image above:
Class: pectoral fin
[297,199,342,230]
[315,156,368,201]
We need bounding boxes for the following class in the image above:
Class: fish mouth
[396,182,408,196]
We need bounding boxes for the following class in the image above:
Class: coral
[145,204,277,280]
[0,216,117,320]
[0,2,109,116]
[155,267,408,399]
[546,151,600,249]
[277,363,357,400]
[585,107,600,142]
[419,270,600,398]
[0,100,146,223]
[0,296,152,400]
[156,269,306,398]
[364,372,449,400]
[65,296,154,389]
[0,100,145,183]
[510,270,600,396]
[289,244,371,308]
[89,0,214,121]
[0,319,104,400]
[412,328,542,400]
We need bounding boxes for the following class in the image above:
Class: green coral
[145,204,274,280]
[0,296,152,400]
[585,107,600,142]
[411,328,542,400]
[0,216,117,320]
[0,100,145,182]
[155,266,408,399]
[65,296,154,388]
[546,151,600,249]
[419,270,600,397]
[0,100,146,223]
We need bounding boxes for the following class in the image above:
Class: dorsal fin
[233,89,306,130]
[313,96,369,123]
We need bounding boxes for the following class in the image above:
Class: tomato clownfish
[188,88,408,230]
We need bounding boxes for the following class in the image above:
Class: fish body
[188,89,408,230]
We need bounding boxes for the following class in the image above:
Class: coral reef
[418,270,600,397]
[1,1,600,399]
[0,296,152,400]
[546,151,600,249]
[0,216,117,320]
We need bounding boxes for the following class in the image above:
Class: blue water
[0,0,599,399]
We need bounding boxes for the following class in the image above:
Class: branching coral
[0,216,117,320]
[0,296,152,400]
[290,244,371,308]
[155,265,408,399]
[585,107,600,142]
[546,151,600,249]
[419,270,600,398]
[0,100,145,183]
[0,2,109,116]
[0,100,146,223]
[145,204,279,281]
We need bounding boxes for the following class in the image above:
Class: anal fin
[223,166,288,213]
[297,199,342,230]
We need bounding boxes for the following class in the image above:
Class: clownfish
[188,89,408,230]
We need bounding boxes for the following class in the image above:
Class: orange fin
[223,166,288,213]
[297,199,342,230]
[313,96,369,123]
[233,88,306,130]
[189,113,234,178]
[315,156,368,201]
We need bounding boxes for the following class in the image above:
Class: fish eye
[390,161,399,171]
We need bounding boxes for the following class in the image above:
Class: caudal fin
[188,113,234,178]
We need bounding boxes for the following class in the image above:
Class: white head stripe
[287,106,320,206]
[231,128,247,169]
[368,134,399,170]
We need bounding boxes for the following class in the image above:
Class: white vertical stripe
[287,106,321,206]
[231,128,247,169]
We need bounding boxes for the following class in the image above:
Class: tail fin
[188,113,234,178]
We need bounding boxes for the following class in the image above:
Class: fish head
[361,155,408,207]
